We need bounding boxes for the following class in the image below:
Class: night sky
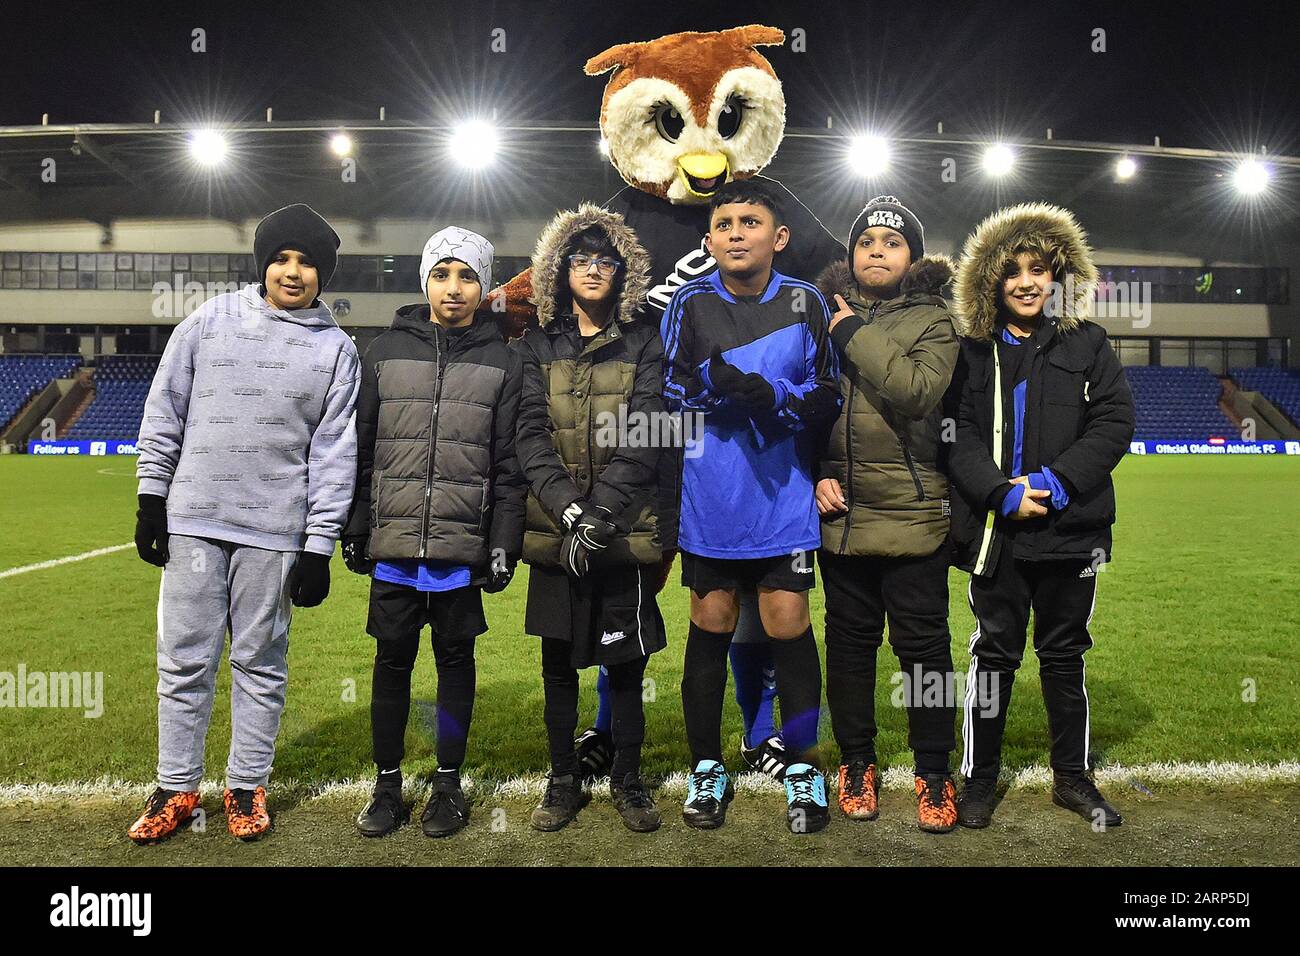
[4,0,1296,156]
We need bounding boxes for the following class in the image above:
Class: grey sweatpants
[155,534,295,791]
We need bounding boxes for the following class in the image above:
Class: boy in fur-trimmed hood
[946,202,1135,831]
[512,203,672,833]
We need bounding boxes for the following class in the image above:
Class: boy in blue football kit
[661,180,841,833]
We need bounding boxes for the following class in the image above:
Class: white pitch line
[1,761,1297,805]
[0,543,134,580]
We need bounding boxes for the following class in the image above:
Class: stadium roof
[0,120,1295,263]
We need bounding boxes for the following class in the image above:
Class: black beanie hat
[848,195,925,262]
[254,203,341,292]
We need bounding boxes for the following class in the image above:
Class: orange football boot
[914,774,958,833]
[223,786,272,841]
[837,760,880,820]
[128,787,201,844]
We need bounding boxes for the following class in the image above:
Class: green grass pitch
[2,453,1296,782]
[0,455,1297,865]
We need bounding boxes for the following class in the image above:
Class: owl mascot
[494,26,844,780]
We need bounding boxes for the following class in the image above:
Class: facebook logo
[90,442,107,456]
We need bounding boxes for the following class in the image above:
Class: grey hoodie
[136,283,360,555]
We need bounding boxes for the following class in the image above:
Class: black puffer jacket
[345,305,526,572]
[513,203,676,568]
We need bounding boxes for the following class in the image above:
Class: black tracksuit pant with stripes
[962,550,1098,781]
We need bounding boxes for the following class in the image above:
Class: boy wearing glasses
[514,205,673,833]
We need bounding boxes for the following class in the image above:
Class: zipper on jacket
[837,300,879,554]
[837,375,855,555]
[584,345,596,497]
[420,328,445,558]
[578,323,612,498]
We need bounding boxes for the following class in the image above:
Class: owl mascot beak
[677,152,731,199]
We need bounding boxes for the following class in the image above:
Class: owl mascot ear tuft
[726,24,786,48]
[584,40,641,76]
[585,24,785,77]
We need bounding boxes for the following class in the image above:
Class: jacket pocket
[376,477,427,522]
[1044,351,1088,446]
[1054,480,1116,532]
[898,437,927,501]
[1046,350,1089,404]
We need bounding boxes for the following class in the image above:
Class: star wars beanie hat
[419,226,494,301]
[254,203,341,290]
[848,195,925,261]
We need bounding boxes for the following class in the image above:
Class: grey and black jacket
[345,305,526,573]
[512,203,678,568]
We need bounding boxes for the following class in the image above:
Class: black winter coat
[947,317,1135,573]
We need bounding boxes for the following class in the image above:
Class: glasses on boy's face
[567,254,623,277]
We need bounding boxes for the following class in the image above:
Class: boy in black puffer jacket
[343,226,526,840]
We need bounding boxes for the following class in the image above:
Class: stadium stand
[65,355,160,441]
[8,352,1293,448]
[1230,367,1300,428]
[1123,366,1239,441]
[0,354,82,431]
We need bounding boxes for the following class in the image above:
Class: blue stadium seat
[1231,367,1300,429]
[0,354,82,431]
[1123,366,1238,441]
[65,355,161,441]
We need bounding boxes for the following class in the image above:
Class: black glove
[134,493,170,567]
[342,535,373,575]
[560,529,592,580]
[482,557,517,594]
[289,551,331,608]
[560,500,621,552]
[708,346,777,410]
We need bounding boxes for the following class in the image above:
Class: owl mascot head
[492,25,843,337]
[586,25,786,203]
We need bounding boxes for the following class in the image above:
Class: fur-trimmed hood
[952,202,1098,342]
[816,254,955,307]
[529,203,652,327]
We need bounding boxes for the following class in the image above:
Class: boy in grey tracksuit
[128,203,359,843]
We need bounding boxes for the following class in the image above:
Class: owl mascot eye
[491,25,845,337]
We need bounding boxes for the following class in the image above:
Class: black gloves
[560,530,592,580]
[708,347,777,411]
[134,493,170,567]
[561,500,621,551]
[289,551,331,607]
[559,500,624,580]
[342,534,374,575]
[483,557,517,594]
